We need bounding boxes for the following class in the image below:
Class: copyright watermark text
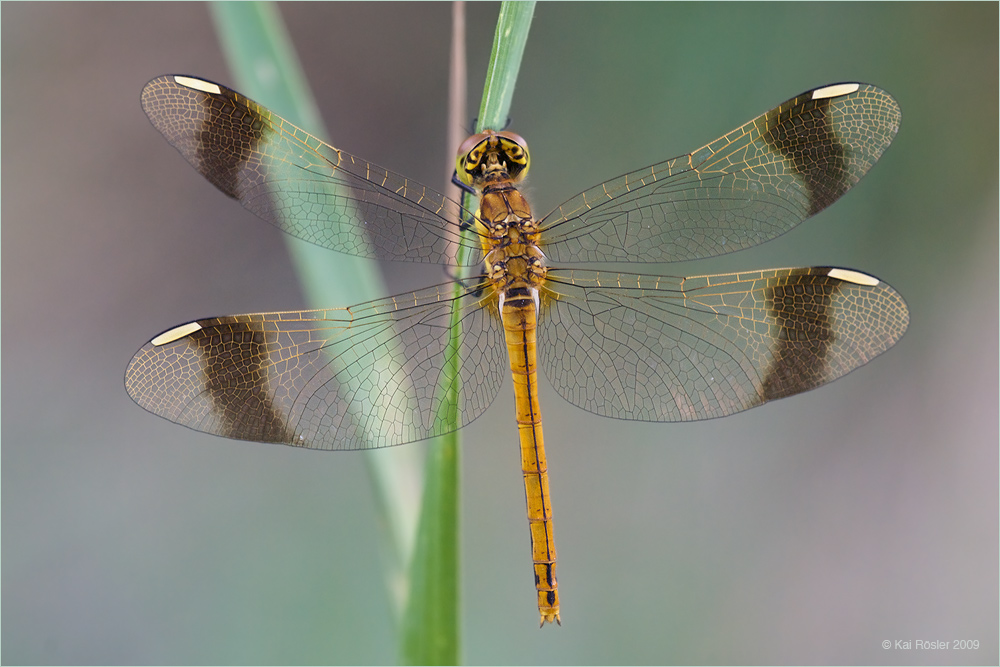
[882,639,979,650]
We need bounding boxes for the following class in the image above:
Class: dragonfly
[126,75,909,625]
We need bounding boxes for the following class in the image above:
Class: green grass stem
[209,3,535,663]
[209,0,423,643]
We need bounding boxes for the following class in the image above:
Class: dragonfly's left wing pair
[126,281,505,449]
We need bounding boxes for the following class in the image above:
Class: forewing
[539,267,909,421]
[125,282,505,449]
[539,83,900,264]
[141,75,482,265]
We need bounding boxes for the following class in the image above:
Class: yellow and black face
[455,130,530,189]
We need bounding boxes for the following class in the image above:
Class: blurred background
[3,2,996,664]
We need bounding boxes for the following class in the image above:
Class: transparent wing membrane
[126,281,505,449]
[141,75,483,265]
[132,77,908,444]
[539,267,909,421]
[539,84,900,264]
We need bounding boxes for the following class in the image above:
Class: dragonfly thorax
[476,180,547,297]
[486,244,547,292]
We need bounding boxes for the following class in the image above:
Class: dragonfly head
[455,130,530,189]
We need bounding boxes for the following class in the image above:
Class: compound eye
[455,132,494,187]
[457,131,491,159]
[496,130,528,153]
[495,131,530,181]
